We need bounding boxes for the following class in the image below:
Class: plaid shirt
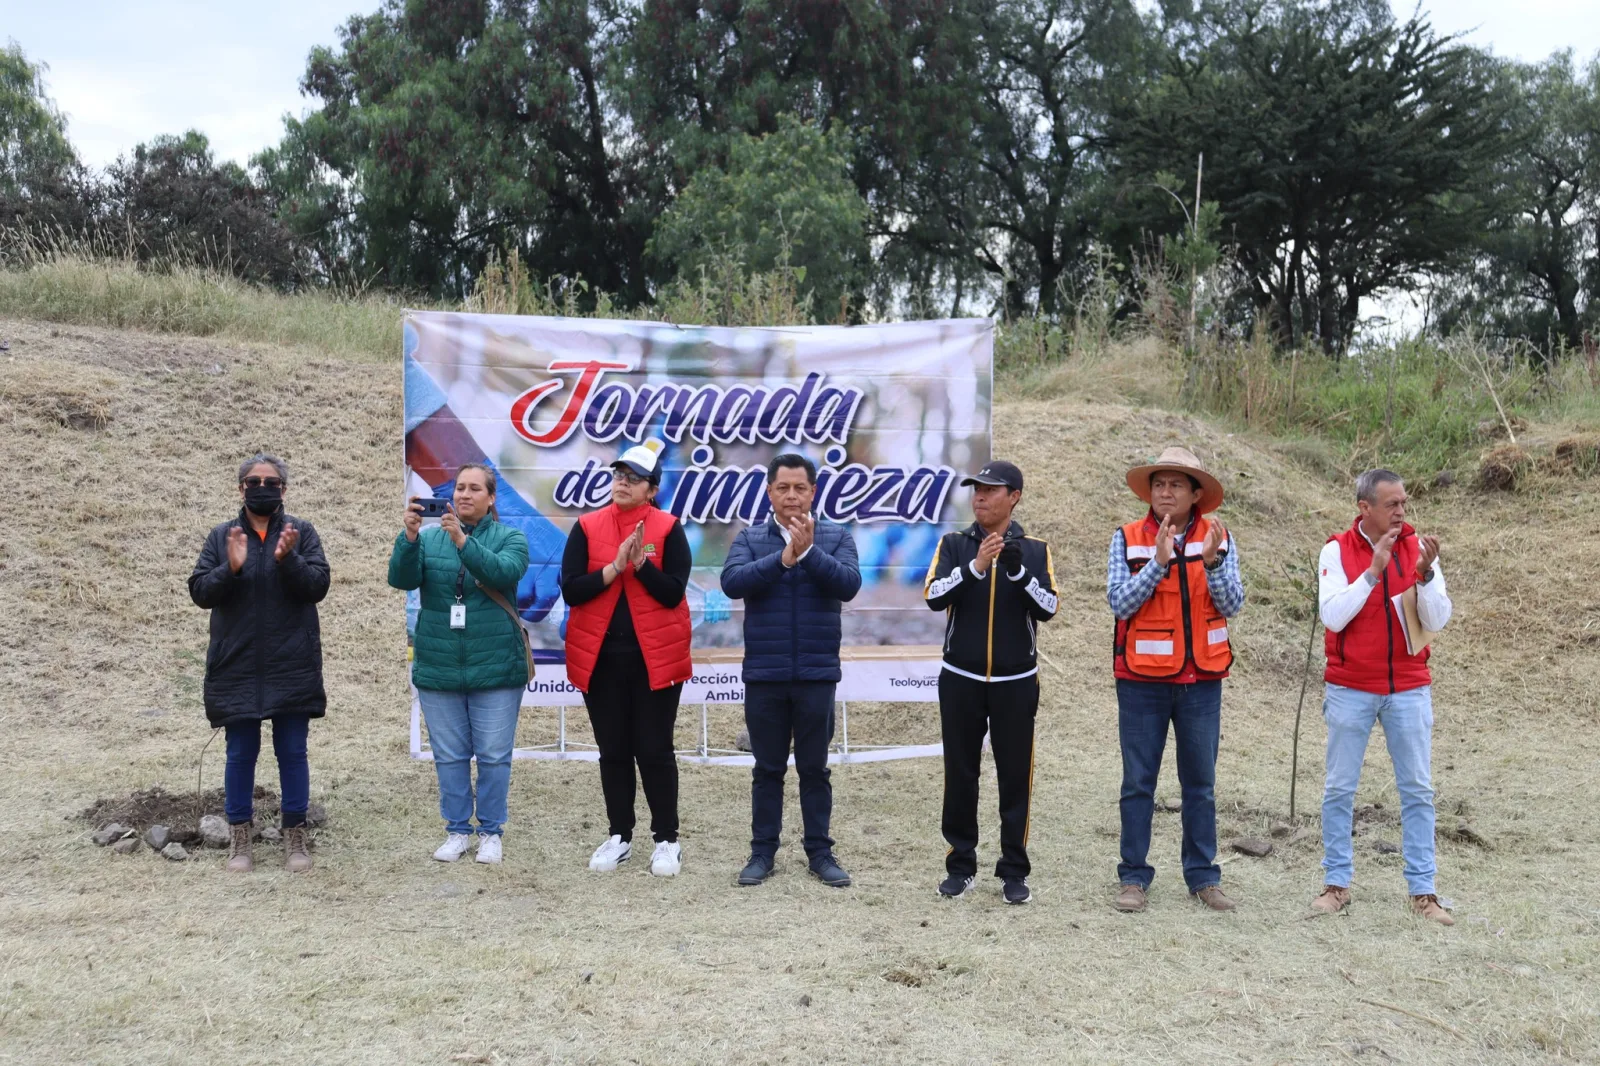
[1105,525,1246,622]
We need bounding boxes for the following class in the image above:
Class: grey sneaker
[809,853,851,888]
[737,854,773,886]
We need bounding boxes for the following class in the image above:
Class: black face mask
[244,485,283,516]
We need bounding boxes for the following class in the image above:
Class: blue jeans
[417,687,523,836]
[745,681,836,863]
[225,715,310,827]
[1320,683,1436,895]
[1116,679,1222,892]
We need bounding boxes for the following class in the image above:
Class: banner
[402,311,992,705]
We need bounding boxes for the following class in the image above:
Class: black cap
[961,460,1023,492]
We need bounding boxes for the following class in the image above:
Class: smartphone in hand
[413,497,454,519]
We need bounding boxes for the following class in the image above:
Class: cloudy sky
[7,0,1600,170]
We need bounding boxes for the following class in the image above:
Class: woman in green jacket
[388,464,530,865]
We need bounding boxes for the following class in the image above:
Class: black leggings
[582,643,683,844]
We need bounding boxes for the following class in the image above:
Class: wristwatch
[1418,567,1435,584]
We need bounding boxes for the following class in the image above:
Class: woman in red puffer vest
[561,440,693,878]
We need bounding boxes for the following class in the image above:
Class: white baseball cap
[611,438,665,483]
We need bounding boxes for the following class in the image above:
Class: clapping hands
[1154,513,1177,567]
[613,521,646,572]
[1415,533,1440,578]
[274,524,300,562]
[781,514,815,567]
[1201,520,1227,566]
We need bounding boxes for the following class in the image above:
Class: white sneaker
[433,833,474,862]
[650,840,682,877]
[588,835,631,872]
[475,834,502,864]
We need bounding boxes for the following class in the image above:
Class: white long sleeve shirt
[1318,526,1452,633]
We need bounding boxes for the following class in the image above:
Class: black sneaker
[1002,877,1032,905]
[737,854,773,886]
[809,852,852,888]
[938,873,975,898]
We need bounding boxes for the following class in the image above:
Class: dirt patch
[1551,434,1600,476]
[0,365,114,429]
[1478,442,1531,490]
[78,785,279,830]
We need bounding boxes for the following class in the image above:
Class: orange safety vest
[564,503,694,693]
[1113,514,1233,681]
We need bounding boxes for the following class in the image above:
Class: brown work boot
[225,822,253,873]
[1309,884,1351,915]
[1193,885,1236,911]
[283,826,313,873]
[1114,883,1148,912]
[1411,893,1455,926]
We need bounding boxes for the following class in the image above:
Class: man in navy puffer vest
[721,454,862,888]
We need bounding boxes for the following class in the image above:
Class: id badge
[449,603,467,629]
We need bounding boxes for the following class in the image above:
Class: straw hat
[1125,445,1224,515]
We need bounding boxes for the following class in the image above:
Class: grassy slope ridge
[0,315,1596,1064]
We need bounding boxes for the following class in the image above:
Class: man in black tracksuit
[923,461,1058,904]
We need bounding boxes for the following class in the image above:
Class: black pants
[581,644,683,844]
[939,670,1038,880]
[745,680,836,862]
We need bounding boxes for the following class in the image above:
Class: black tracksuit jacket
[923,520,1059,681]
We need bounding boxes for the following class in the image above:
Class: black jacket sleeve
[632,520,691,608]
[924,534,975,611]
[560,522,610,606]
[277,520,331,604]
[1013,539,1059,622]
[188,525,241,609]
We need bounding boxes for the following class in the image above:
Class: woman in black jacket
[188,453,330,873]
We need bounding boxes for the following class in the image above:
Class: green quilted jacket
[387,517,530,692]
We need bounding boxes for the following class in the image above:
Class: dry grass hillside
[0,315,1597,1065]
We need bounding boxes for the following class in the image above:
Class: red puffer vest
[1323,518,1431,695]
[565,503,693,693]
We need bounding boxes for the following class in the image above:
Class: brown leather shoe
[225,822,253,873]
[1310,884,1351,915]
[284,826,313,873]
[1193,885,1236,911]
[1114,883,1148,912]
[1411,893,1455,926]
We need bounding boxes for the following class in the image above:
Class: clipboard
[1390,586,1439,656]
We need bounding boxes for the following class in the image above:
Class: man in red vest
[1311,468,1454,924]
[1107,446,1245,914]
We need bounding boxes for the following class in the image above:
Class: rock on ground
[144,825,171,850]
[92,823,127,846]
[160,843,189,861]
[111,836,140,855]
[1231,837,1274,858]
[260,826,281,842]
[305,803,327,828]
[198,814,230,848]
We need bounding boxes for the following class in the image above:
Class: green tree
[1434,52,1600,357]
[966,0,1147,316]
[648,117,868,320]
[258,0,648,299]
[105,130,299,285]
[0,42,95,244]
[1114,0,1509,353]
[615,0,986,313]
